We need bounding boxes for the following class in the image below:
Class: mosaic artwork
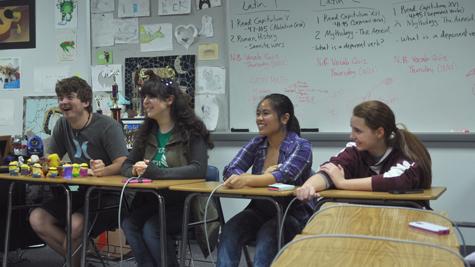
[124,55,195,117]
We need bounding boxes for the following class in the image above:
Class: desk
[169,181,295,267]
[76,176,204,267]
[271,234,466,267]
[315,186,446,210]
[0,174,71,267]
[302,204,459,250]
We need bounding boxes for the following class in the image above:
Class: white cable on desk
[203,183,225,266]
[118,176,139,267]
[279,196,298,246]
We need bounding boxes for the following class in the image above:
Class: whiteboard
[227,0,475,132]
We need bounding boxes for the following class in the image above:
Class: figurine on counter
[8,161,19,176]
[32,163,44,178]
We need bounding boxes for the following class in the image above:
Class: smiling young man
[28,76,128,267]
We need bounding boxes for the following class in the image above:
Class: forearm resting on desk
[224,173,276,188]
[295,173,329,201]
[334,177,373,191]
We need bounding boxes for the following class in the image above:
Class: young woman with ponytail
[296,100,432,203]
[217,94,314,267]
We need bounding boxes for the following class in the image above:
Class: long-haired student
[121,71,213,267]
[217,94,314,267]
[296,100,431,202]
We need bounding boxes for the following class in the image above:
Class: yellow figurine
[20,164,30,176]
[32,163,44,178]
[72,163,80,177]
[47,167,58,178]
[48,153,61,168]
[8,161,19,176]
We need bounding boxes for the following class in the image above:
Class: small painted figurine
[48,153,61,168]
[80,163,88,177]
[72,163,80,177]
[32,163,44,178]
[20,163,30,176]
[8,161,19,176]
[47,167,58,178]
[63,164,72,179]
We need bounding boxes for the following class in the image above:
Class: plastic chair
[176,165,224,266]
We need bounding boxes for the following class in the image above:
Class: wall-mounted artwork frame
[0,0,36,50]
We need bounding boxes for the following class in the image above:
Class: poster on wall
[158,0,191,15]
[196,0,221,10]
[0,0,36,50]
[91,64,123,92]
[91,0,115,13]
[23,96,62,139]
[140,23,172,52]
[56,29,77,62]
[118,0,150,18]
[0,57,21,90]
[54,0,78,29]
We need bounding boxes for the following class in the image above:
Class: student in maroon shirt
[297,100,432,201]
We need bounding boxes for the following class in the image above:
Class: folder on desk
[268,183,295,191]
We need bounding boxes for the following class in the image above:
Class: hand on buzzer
[223,174,250,189]
[132,160,149,177]
[90,159,106,177]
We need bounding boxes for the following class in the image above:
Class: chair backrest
[205,165,220,182]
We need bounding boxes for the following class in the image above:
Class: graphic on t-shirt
[152,147,168,168]
[73,139,91,160]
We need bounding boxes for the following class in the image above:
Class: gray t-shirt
[48,113,128,164]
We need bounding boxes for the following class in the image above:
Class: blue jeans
[216,205,302,267]
[122,200,182,267]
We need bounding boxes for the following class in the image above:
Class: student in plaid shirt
[216,94,314,267]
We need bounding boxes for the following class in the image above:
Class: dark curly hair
[55,76,93,113]
[134,71,214,152]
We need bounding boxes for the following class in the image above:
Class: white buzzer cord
[118,176,140,267]
[204,183,226,266]
[279,197,299,247]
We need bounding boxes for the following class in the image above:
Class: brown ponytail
[354,101,432,188]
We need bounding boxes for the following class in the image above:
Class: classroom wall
[0,0,90,136]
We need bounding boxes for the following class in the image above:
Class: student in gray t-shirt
[28,76,128,267]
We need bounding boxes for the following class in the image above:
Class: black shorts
[40,187,122,237]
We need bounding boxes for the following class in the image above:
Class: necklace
[74,113,92,137]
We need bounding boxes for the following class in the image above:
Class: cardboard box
[92,229,131,260]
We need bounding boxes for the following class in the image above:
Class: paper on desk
[33,66,71,93]
[195,94,219,131]
[466,252,475,263]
